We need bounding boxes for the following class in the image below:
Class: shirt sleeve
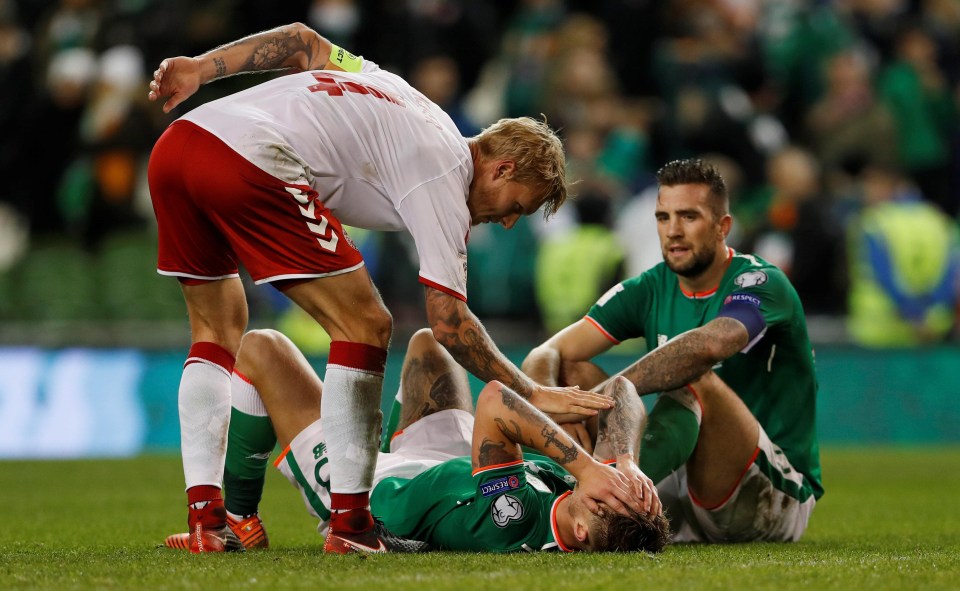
[720,266,795,352]
[584,273,651,343]
[396,170,472,301]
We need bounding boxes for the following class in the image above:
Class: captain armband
[328,44,363,72]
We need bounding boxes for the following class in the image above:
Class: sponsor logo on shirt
[491,494,525,527]
[734,271,767,288]
[459,252,468,286]
[480,475,521,498]
[723,292,762,308]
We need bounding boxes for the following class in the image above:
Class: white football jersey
[180,60,473,299]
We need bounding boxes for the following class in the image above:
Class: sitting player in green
[523,158,823,543]
[166,328,668,553]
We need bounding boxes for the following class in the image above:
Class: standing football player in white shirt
[147,22,613,554]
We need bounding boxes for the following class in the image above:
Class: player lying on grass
[522,159,822,543]
[165,328,667,553]
[166,328,667,553]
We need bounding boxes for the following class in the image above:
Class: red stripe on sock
[185,342,236,373]
[330,492,370,511]
[328,341,387,374]
[187,484,222,506]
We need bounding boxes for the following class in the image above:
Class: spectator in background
[410,54,478,136]
[0,0,32,210]
[743,146,847,315]
[847,162,959,347]
[878,21,959,215]
[14,46,96,236]
[66,45,154,247]
[535,189,623,334]
[805,48,898,179]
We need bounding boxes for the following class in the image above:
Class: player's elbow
[601,376,637,403]
[475,381,506,415]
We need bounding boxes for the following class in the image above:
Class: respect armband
[329,43,363,73]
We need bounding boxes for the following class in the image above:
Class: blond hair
[473,117,569,219]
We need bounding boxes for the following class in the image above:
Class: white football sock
[180,344,234,490]
[321,342,385,496]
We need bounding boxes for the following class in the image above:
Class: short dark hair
[656,159,728,219]
[590,508,671,553]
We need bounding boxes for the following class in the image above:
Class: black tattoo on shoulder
[476,438,516,469]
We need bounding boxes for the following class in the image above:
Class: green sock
[224,408,277,517]
[639,395,701,484]
[380,388,403,452]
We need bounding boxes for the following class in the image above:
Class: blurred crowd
[1,0,959,348]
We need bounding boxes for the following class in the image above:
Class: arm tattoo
[622,318,746,394]
[239,32,315,72]
[541,425,580,465]
[475,438,516,469]
[494,417,531,448]
[426,289,531,396]
[213,57,226,78]
[597,381,642,457]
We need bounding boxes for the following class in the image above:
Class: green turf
[1,448,958,590]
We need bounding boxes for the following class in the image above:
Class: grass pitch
[1,448,958,591]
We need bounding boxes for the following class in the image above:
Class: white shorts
[375,408,475,485]
[657,427,816,543]
[275,409,474,535]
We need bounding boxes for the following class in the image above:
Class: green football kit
[586,249,823,502]
[371,455,578,552]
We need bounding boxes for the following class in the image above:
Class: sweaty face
[467,164,543,228]
[655,184,724,278]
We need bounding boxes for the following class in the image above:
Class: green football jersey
[371,455,577,552]
[586,250,823,500]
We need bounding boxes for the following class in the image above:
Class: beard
[664,244,716,278]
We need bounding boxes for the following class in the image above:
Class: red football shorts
[147,120,363,284]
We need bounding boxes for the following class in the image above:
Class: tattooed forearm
[213,57,226,78]
[494,417,531,448]
[621,318,747,394]
[426,288,532,396]
[541,425,580,465]
[475,438,516,469]
[242,32,315,71]
[596,379,643,458]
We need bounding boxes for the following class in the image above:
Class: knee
[407,328,442,357]
[687,371,722,395]
[349,303,392,348]
[236,329,287,376]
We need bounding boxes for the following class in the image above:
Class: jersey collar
[677,247,735,299]
[550,490,575,552]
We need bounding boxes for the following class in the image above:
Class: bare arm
[426,287,534,396]
[148,22,341,113]
[471,381,644,516]
[616,317,749,395]
[592,376,661,516]
[425,288,613,416]
[593,377,644,463]
[521,319,616,387]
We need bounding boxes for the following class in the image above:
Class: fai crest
[734,271,767,288]
[491,494,525,528]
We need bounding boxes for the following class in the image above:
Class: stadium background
[0,0,958,459]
